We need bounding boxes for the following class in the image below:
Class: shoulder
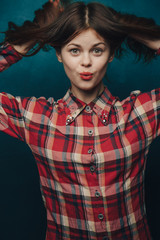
[0,93,57,113]
[113,88,160,117]
[119,88,160,106]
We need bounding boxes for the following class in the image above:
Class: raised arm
[0,44,22,72]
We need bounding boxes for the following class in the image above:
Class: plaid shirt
[0,44,160,240]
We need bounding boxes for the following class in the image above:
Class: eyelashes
[69,48,105,56]
[70,49,80,55]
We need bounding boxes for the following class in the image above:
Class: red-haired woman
[0,0,160,239]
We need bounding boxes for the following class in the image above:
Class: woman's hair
[2,1,160,62]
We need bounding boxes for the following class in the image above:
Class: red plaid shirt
[0,44,160,240]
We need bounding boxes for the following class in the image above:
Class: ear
[108,54,114,63]
[56,51,62,63]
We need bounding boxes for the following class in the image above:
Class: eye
[92,48,104,56]
[70,48,80,55]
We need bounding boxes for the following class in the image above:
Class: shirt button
[95,191,100,197]
[98,213,104,220]
[88,129,93,136]
[85,105,91,112]
[90,166,95,172]
[102,237,109,240]
[88,149,93,154]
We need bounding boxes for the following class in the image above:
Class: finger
[49,0,61,8]
[53,0,60,6]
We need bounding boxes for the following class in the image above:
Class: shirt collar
[58,86,118,125]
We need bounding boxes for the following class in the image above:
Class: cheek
[63,57,78,72]
[63,63,75,76]
[62,61,77,80]
[95,60,108,73]
[94,55,109,70]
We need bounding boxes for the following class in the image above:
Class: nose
[81,53,92,67]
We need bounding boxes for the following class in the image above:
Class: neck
[71,83,105,104]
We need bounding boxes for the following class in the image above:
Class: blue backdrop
[0,0,160,239]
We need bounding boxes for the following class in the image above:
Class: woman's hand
[10,43,31,55]
[33,0,62,27]
[143,40,160,50]
[49,0,60,7]
[131,35,160,50]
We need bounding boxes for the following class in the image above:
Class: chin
[79,81,102,91]
[78,85,96,92]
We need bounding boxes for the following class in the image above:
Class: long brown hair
[2,1,160,62]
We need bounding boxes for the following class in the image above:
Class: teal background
[0,0,160,239]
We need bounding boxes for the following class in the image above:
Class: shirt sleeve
[0,43,22,72]
[0,93,26,141]
[134,88,160,139]
[0,92,55,143]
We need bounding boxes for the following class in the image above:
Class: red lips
[80,72,93,80]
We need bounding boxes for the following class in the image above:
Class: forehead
[66,28,106,46]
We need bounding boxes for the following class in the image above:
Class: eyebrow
[67,42,106,47]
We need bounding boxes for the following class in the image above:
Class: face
[56,28,114,101]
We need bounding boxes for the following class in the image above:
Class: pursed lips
[80,72,93,80]
[80,72,93,75]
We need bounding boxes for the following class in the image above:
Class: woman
[0,0,160,239]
